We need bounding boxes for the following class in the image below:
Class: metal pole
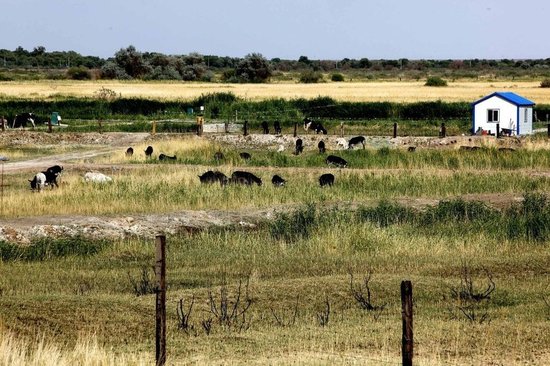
[155,235,167,366]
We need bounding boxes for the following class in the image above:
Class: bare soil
[0,131,527,244]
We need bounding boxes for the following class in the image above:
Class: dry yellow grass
[1,80,549,103]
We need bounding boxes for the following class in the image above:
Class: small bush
[0,237,108,261]
[356,201,416,227]
[66,66,91,80]
[270,204,316,242]
[506,193,550,241]
[541,79,550,88]
[425,76,448,87]
[331,73,345,82]
[299,70,323,84]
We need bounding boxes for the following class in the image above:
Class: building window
[524,109,528,124]
[487,109,499,123]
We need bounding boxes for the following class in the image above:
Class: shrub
[66,66,91,80]
[270,204,316,242]
[331,73,344,82]
[425,76,448,87]
[299,70,323,83]
[541,79,550,88]
[356,201,416,227]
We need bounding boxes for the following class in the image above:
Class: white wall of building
[473,96,533,135]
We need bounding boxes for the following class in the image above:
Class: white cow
[29,172,47,192]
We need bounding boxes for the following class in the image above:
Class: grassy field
[2,136,550,364]
[1,80,549,103]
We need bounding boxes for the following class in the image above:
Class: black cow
[326,155,347,168]
[231,171,262,186]
[144,146,154,158]
[46,165,63,176]
[126,147,134,157]
[199,171,228,185]
[261,120,269,134]
[273,120,282,135]
[12,113,37,128]
[318,140,326,154]
[294,139,304,155]
[159,154,177,161]
[348,136,366,149]
[319,173,335,187]
[271,174,286,187]
[407,146,416,152]
[240,152,251,160]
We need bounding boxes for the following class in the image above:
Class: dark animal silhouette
[46,165,63,176]
[271,174,286,187]
[12,113,37,128]
[126,147,134,157]
[214,151,224,161]
[240,152,252,160]
[273,120,282,135]
[319,173,335,187]
[407,146,416,152]
[294,139,304,155]
[261,120,269,134]
[231,171,262,186]
[199,171,228,185]
[159,153,177,161]
[326,155,348,168]
[318,140,326,154]
[144,146,154,158]
[348,136,366,149]
[304,118,327,134]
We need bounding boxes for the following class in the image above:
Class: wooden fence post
[401,280,413,366]
[155,235,167,366]
[440,123,446,138]
[340,121,344,137]
[1,116,5,131]
[393,122,398,138]
[293,121,298,137]
[496,123,500,138]
[243,120,248,136]
[547,123,550,139]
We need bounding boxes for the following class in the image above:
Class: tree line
[1,45,550,82]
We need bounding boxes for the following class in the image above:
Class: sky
[2,0,549,60]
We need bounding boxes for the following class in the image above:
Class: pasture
[1,79,550,103]
[1,131,550,365]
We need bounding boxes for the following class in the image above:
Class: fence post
[439,123,446,138]
[293,121,298,137]
[243,120,248,136]
[393,122,398,138]
[1,116,5,131]
[496,123,500,138]
[401,280,413,366]
[155,235,167,366]
[547,123,550,139]
[340,121,344,137]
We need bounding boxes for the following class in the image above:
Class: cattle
[303,118,327,134]
[240,152,251,160]
[319,173,335,187]
[199,170,228,185]
[407,146,416,152]
[29,172,47,191]
[84,172,113,183]
[271,174,286,187]
[214,151,224,161]
[348,136,366,149]
[126,147,134,157]
[12,113,37,128]
[294,139,304,155]
[318,140,326,154]
[326,155,348,168]
[159,153,177,161]
[44,165,63,188]
[261,120,269,134]
[336,138,348,149]
[273,120,282,135]
[144,146,154,158]
[231,171,262,186]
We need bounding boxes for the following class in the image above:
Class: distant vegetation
[425,76,448,87]
[1,45,550,82]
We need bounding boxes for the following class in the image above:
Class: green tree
[234,53,272,83]
[114,45,150,79]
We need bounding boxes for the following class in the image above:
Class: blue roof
[472,92,535,106]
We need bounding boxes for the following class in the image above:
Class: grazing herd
[27,134,363,192]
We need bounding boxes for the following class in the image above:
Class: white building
[472,92,535,136]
